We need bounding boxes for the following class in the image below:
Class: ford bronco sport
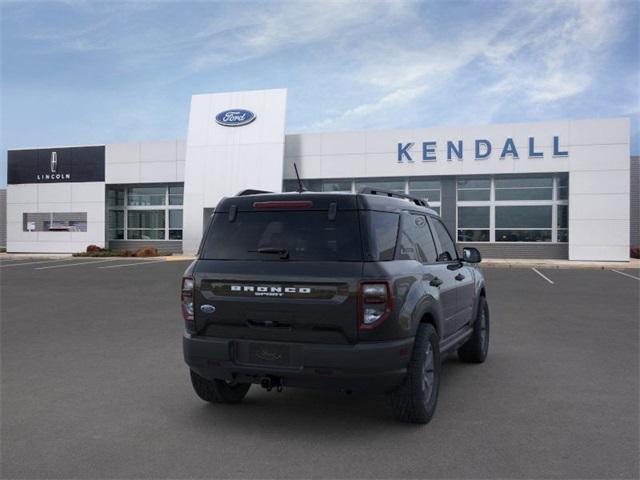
[182,188,489,424]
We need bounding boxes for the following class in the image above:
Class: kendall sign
[397,136,568,163]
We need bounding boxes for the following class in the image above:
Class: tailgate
[193,260,363,344]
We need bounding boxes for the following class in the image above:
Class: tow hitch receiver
[260,375,284,392]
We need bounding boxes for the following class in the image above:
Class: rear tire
[458,296,489,363]
[387,323,441,424]
[190,370,251,404]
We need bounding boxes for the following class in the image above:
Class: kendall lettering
[397,143,414,163]
[447,141,463,161]
[395,136,567,163]
[500,138,519,159]
[422,142,436,162]
[475,139,491,160]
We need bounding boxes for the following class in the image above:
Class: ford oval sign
[215,109,256,127]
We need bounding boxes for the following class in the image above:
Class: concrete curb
[481,259,640,270]
[165,255,196,261]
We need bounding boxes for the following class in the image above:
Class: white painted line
[98,259,167,269]
[611,269,640,281]
[532,268,555,285]
[0,258,75,268]
[34,259,118,270]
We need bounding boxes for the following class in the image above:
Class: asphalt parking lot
[1,258,638,479]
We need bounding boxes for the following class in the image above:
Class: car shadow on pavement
[182,356,474,435]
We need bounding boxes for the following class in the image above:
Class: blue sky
[1,0,638,186]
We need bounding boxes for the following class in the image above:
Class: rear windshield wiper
[249,247,290,260]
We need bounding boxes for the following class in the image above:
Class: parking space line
[98,259,167,269]
[611,269,640,281]
[0,258,74,268]
[532,268,555,284]
[34,259,118,270]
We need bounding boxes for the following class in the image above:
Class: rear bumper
[183,334,414,393]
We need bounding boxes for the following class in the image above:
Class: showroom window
[557,204,569,242]
[355,178,405,194]
[169,185,184,205]
[494,176,553,201]
[495,205,552,242]
[282,179,352,192]
[409,179,441,215]
[457,206,490,242]
[457,178,491,201]
[557,174,569,200]
[107,184,183,241]
[23,212,87,232]
[127,210,165,239]
[456,175,569,243]
[282,177,442,215]
[127,186,166,206]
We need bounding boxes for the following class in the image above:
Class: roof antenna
[293,163,306,193]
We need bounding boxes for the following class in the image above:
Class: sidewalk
[2,252,638,270]
[481,257,640,270]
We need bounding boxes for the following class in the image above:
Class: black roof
[215,190,439,216]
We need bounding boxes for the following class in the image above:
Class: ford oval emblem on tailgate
[200,304,216,314]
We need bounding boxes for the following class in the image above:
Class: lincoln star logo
[36,151,70,181]
[215,109,256,127]
[230,285,311,297]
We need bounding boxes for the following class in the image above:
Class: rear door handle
[455,273,465,281]
[430,277,443,287]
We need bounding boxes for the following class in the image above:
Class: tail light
[181,277,195,331]
[253,200,313,209]
[358,282,392,330]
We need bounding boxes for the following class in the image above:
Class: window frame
[395,212,439,264]
[282,177,442,216]
[456,175,568,244]
[106,184,183,241]
[428,216,459,263]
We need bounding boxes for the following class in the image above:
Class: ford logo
[215,109,256,127]
[200,304,216,314]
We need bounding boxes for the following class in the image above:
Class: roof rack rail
[358,187,430,207]
[236,189,272,196]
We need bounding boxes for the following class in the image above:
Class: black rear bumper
[183,334,414,393]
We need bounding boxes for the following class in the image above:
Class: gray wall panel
[108,240,182,255]
[0,189,6,247]
[631,156,639,247]
[458,242,568,259]
[440,176,456,236]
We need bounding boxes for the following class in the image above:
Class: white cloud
[189,1,413,70]
[311,0,628,130]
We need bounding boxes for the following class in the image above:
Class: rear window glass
[201,211,362,261]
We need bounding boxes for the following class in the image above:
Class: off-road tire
[387,323,441,424]
[190,370,251,404]
[458,296,490,363]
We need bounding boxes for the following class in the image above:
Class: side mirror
[462,247,482,263]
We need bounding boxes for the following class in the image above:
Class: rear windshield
[201,211,363,261]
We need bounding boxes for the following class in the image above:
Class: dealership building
[4,88,638,261]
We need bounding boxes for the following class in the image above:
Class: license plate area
[234,341,299,368]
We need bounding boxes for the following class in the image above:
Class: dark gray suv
[182,189,489,424]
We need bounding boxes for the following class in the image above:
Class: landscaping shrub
[73,246,162,257]
[132,247,160,257]
[631,245,640,259]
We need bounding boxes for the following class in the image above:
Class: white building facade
[5,88,635,261]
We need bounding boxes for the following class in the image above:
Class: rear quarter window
[363,211,400,261]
